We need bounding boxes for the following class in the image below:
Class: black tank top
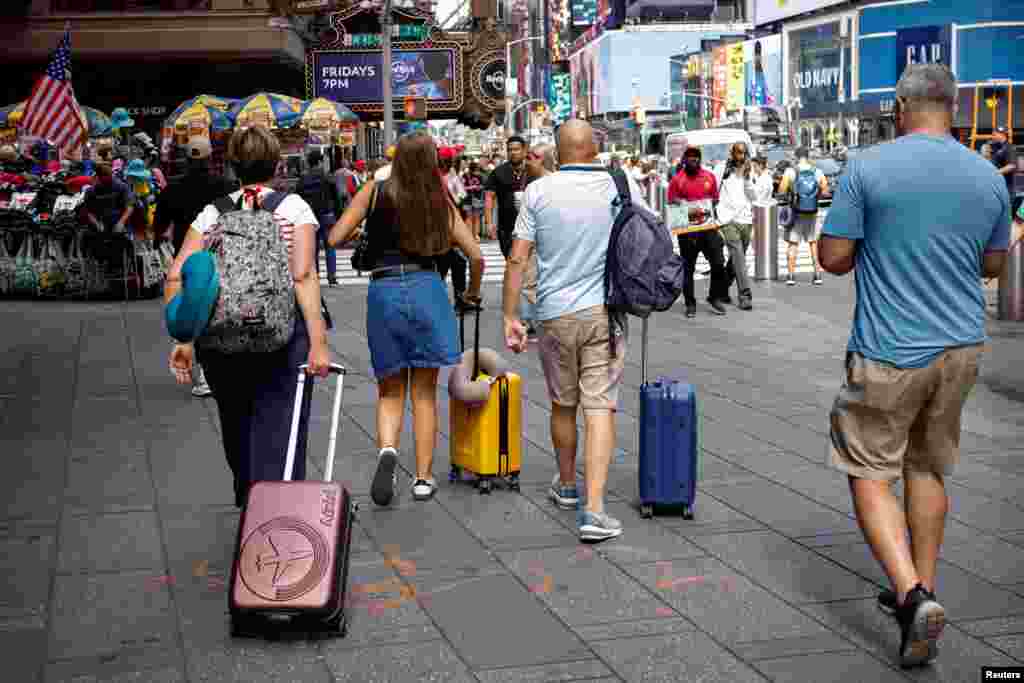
[366,181,438,270]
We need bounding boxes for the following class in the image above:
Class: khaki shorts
[537,305,627,412]
[829,347,981,480]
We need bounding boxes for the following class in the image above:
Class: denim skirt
[366,270,461,380]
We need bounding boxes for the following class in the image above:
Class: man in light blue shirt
[502,120,648,543]
[820,63,1011,669]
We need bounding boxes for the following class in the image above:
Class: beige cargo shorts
[829,346,982,480]
[537,305,627,412]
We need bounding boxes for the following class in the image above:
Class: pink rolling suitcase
[228,363,354,639]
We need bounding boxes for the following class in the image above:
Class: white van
[665,128,756,171]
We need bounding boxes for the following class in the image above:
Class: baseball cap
[438,146,455,161]
[185,136,212,160]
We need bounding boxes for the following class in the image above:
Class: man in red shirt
[668,145,729,317]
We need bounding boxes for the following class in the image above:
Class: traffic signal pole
[381,0,394,149]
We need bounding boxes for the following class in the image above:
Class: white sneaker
[411,478,437,501]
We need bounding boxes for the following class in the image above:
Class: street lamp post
[505,35,544,136]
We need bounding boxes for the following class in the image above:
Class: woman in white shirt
[717,142,757,310]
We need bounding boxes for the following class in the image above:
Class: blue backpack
[793,168,820,214]
[604,169,687,321]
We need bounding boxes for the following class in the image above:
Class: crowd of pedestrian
[159,62,1015,669]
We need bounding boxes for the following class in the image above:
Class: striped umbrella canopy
[297,97,359,129]
[0,101,111,137]
[229,93,304,130]
[163,95,237,134]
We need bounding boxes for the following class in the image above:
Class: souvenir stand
[0,100,171,301]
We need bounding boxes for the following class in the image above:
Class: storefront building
[1,1,309,141]
[782,10,857,151]
[856,0,1024,147]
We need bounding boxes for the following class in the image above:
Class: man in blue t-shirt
[819,64,1011,669]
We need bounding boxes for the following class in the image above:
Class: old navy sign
[896,25,952,75]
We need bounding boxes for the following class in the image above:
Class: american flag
[20,29,87,152]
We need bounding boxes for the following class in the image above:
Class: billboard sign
[754,0,846,26]
[789,23,844,115]
[571,0,598,26]
[548,72,572,124]
[744,34,781,107]
[712,46,727,122]
[313,49,456,104]
[726,43,745,112]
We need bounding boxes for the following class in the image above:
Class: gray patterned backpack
[197,191,295,354]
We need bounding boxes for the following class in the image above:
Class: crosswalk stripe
[318,239,819,287]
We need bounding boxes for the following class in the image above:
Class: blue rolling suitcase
[637,317,699,520]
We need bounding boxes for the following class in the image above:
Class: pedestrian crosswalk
[318,237,820,287]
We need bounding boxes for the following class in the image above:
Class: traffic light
[403,97,426,120]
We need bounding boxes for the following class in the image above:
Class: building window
[51,0,210,11]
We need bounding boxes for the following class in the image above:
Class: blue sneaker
[549,474,579,510]
[578,510,623,543]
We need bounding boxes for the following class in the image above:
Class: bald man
[502,120,650,543]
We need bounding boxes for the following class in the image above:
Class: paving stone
[44,645,184,683]
[591,631,764,683]
[937,534,1024,585]
[730,632,858,661]
[624,557,831,644]
[185,639,333,683]
[572,617,695,642]
[985,634,1024,661]
[800,601,1020,680]
[473,658,616,683]
[49,571,177,661]
[442,487,577,551]
[323,639,474,683]
[752,651,906,683]
[0,522,56,623]
[581,502,709,565]
[649,493,766,538]
[0,445,66,523]
[700,480,859,538]
[160,506,241,580]
[692,531,879,604]
[0,626,46,683]
[816,544,1024,621]
[355,496,496,573]
[58,512,164,574]
[417,572,592,669]
[63,450,154,515]
[149,428,236,507]
[957,615,1024,638]
[949,489,1024,534]
[949,460,1024,502]
[500,546,670,626]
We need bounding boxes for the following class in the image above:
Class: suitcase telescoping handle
[459,304,484,380]
[283,363,347,483]
[641,316,649,386]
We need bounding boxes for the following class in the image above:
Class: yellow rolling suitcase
[448,307,522,494]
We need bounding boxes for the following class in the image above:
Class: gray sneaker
[549,474,579,510]
[578,510,623,543]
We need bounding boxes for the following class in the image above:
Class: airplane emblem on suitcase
[239,517,329,602]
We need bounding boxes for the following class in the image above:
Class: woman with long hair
[328,132,484,505]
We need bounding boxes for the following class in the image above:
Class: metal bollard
[998,234,1024,321]
[752,200,779,281]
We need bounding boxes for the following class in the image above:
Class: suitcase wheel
[477,478,493,494]
[508,473,520,492]
[448,466,460,483]
[640,504,654,519]
[681,505,694,521]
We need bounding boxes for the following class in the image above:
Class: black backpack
[298,170,333,217]
[604,169,687,320]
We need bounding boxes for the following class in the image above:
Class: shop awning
[625,0,714,19]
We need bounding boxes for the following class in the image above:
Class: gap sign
[896,25,952,76]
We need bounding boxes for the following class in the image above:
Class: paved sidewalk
[1,276,1022,683]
